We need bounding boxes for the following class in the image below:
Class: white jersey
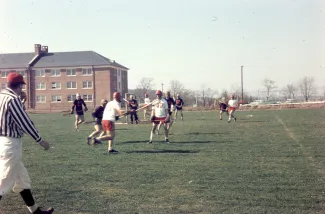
[102,100,121,122]
[228,99,238,108]
[152,99,168,118]
[144,97,151,105]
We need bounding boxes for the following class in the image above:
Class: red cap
[7,72,26,84]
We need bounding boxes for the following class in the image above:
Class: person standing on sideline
[87,99,108,145]
[143,93,151,120]
[71,93,88,131]
[148,90,170,144]
[174,94,184,121]
[0,72,54,214]
[228,95,238,123]
[91,92,131,154]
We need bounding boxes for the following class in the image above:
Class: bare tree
[168,80,184,97]
[220,89,228,100]
[201,87,218,107]
[135,77,155,101]
[285,83,296,99]
[262,78,277,100]
[299,76,316,102]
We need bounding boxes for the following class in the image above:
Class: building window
[82,81,92,89]
[67,94,77,102]
[51,82,61,89]
[36,95,46,103]
[83,94,93,102]
[66,69,76,76]
[67,82,77,89]
[1,71,10,78]
[17,70,25,77]
[35,70,45,77]
[51,69,61,77]
[51,95,62,102]
[1,83,6,89]
[36,82,46,90]
[82,68,93,76]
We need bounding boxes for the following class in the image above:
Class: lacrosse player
[174,94,184,121]
[219,98,228,120]
[128,95,139,124]
[91,92,130,154]
[148,90,170,144]
[228,95,238,123]
[87,99,108,145]
[143,93,151,120]
[156,91,175,134]
[71,93,88,131]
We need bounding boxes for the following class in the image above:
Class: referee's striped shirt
[0,88,42,142]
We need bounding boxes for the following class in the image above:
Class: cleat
[147,141,152,144]
[234,117,237,122]
[86,137,91,145]
[165,139,170,144]
[33,207,54,214]
[108,149,119,153]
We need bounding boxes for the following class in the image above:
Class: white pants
[0,136,31,196]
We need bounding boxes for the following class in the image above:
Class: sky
[0,0,324,96]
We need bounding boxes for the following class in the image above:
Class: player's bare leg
[228,110,236,123]
[156,121,161,135]
[180,110,183,120]
[167,118,174,131]
[149,123,158,143]
[163,122,169,143]
[87,125,102,144]
[74,115,80,131]
[144,109,147,120]
[219,110,223,120]
[174,110,178,121]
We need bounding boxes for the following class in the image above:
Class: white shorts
[0,136,31,196]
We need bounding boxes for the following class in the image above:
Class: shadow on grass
[239,120,265,123]
[185,132,228,135]
[125,149,199,154]
[122,140,215,144]
[121,140,151,144]
[174,140,215,144]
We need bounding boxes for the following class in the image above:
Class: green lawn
[1,109,325,214]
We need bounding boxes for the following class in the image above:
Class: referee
[0,72,54,214]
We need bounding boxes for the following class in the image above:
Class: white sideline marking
[275,116,315,163]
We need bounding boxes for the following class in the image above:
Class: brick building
[0,44,128,112]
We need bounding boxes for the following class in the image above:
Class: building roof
[0,53,35,69]
[0,51,128,70]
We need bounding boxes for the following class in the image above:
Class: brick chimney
[34,44,41,55]
[41,46,48,53]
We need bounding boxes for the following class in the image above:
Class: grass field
[1,109,325,214]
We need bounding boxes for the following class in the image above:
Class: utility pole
[241,65,244,103]
[161,83,164,92]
